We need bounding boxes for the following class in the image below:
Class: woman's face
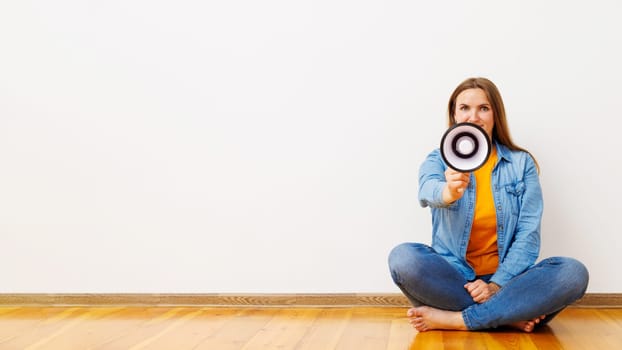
[453,88,494,139]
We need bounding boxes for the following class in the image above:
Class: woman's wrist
[442,185,458,204]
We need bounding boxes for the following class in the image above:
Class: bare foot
[406,306,467,332]
[509,315,546,333]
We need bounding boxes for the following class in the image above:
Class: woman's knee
[564,257,589,291]
[550,257,589,298]
[388,243,432,284]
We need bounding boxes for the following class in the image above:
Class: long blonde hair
[447,77,540,173]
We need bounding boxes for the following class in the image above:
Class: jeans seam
[462,309,473,330]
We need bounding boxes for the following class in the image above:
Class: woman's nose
[468,112,480,123]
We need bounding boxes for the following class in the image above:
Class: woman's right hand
[442,168,470,204]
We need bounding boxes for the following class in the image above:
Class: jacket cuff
[432,182,450,207]
[490,271,513,287]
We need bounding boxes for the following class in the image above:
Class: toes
[414,322,428,332]
[410,316,427,332]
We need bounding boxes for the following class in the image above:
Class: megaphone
[440,122,491,172]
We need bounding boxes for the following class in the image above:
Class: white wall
[0,0,620,293]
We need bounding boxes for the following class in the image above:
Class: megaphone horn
[440,122,491,172]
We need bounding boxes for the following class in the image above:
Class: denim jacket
[418,141,542,287]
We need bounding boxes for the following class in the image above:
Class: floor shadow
[408,325,565,349]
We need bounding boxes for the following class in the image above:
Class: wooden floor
[0,306,621,349]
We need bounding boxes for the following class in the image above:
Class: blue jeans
[388,243,589,330]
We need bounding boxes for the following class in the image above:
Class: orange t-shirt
[466,147,499,276]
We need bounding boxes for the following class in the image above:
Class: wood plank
[0,308,55,344]
[23,307,123,350]
[127,308,206,349]
[294,308,353,350]
[0,308,87,349]
[546,308,599,349]
[21,307,146,349]
[193,308,278,350]
[334,307,397,350]
[523,326,565,350]
[140,308,242,349]
[386,316,416,350]
[90,308,199,349]
[240,308,322,349]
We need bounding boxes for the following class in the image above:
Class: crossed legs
[388,243,589,331]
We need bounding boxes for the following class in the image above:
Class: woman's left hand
[464,280,501,303]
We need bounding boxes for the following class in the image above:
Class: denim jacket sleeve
[490,152,542,287]
[418,149,450,208]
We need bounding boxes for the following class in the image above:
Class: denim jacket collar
[494,140,512,165]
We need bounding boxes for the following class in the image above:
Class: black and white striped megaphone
[440,122,491,172]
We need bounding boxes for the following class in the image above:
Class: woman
[388,77,588,332]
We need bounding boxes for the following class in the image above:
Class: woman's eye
[481,106,489,112]
[460,106,468,111]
